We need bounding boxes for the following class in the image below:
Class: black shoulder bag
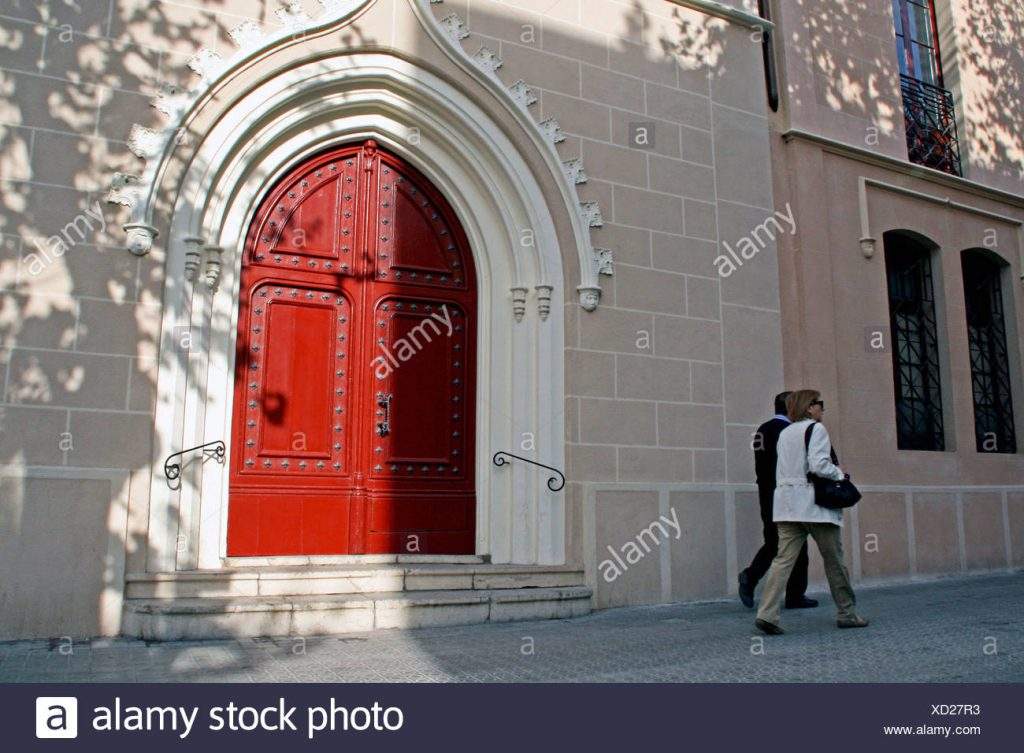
[803,422,862,510]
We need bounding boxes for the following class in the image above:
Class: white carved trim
[511,286,528,322]
[535,284,553,321]
[104,0,612,309]
[439,12,470,41]
[471,46,503,77]
[104,0,376,245]
[203,246,224,290]
[538,118,565,144]
[183,236,204,281]
[124,222,158,257]
[508,80,537,108]
[563,159,587,185]
[145,54,566,574]
[127,125,162,159]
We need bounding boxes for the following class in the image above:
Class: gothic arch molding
[144,53,570,572]
[108,0,612,310]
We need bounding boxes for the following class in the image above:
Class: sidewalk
[2,572,1021,682]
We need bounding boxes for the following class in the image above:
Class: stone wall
[585,483,1024,609]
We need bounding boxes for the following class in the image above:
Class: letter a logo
[36,697,78,739]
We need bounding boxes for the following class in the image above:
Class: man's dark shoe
[784,596,819,609]
[737,571,754,608]
[837,615,870,629]
[754,618,785,635]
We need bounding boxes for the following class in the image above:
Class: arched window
[885,232,946,451]
[962,251,1017,453]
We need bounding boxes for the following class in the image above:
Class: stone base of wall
[0,467,130,640]
[584,484,1024,610]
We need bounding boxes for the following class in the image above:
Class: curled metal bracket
[164,440,225,490]
[492,451,566,492]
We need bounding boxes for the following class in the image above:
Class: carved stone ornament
[204,246,225,290]
[105,0,615,310]
[535,284,553,321]
[577,286,601,312]
[124,223,159,257]
[510,286,529,322]
[183,236,204,280]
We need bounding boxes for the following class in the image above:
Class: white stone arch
[147,54,570,572]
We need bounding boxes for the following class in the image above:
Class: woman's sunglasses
[811,400,825,410]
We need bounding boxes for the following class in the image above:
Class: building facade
[0,0,1019,640]
[767,0,1024,589]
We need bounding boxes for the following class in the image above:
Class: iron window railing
[962,254,1017,454]
[886,240,946,451]
[900,74,962,176]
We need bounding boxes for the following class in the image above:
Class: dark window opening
[885,234,946,451]
[962,252,1017,453]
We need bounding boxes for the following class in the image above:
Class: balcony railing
[900,74,962,177]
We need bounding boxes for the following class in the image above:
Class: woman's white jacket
[773,419,845,526]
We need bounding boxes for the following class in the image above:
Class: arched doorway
[227,140,477,556]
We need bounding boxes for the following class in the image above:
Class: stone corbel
[857,177,876,258]
[124,223,159,257]
[577,286,601,312]
[204,246,224,290]
[510,286,528,322]
[183,236,205,280]
[535,284,553,321]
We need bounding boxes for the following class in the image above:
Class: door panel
[375,300,464,466]
[254,287,347,466]
[228,141,476,556]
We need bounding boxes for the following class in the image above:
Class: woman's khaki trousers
[756,522,856,625]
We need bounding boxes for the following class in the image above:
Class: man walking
[737,392,817,610]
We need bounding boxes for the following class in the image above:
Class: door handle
[376,392,393,436]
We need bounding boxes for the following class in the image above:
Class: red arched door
[227,141,477,555]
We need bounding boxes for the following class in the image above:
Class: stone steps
[125,563,586,599]
[122,586,594,640]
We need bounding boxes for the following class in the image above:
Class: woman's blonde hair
[786,389,821,422]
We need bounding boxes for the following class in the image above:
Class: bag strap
[803,421,816,451]
[803,421,816,479]
[803,420,840,479]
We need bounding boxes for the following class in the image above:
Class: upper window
[962,251,1017,454]
[885,233,946,451]
[892,0,943,87]
[892,0,962,175]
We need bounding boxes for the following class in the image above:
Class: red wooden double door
[227,141,477,555]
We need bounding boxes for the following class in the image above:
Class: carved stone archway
[142,52,573,572]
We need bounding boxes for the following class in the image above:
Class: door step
[121,563,592,639]
[125,563,585,599]
[221,554,488,568]
[122,586,593,640]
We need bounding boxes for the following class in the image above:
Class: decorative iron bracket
[492,451,566,492]
[164,440,225,490]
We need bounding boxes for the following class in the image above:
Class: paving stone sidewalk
[2,572,1021,683]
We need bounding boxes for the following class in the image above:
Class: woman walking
[754,390,869,635]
